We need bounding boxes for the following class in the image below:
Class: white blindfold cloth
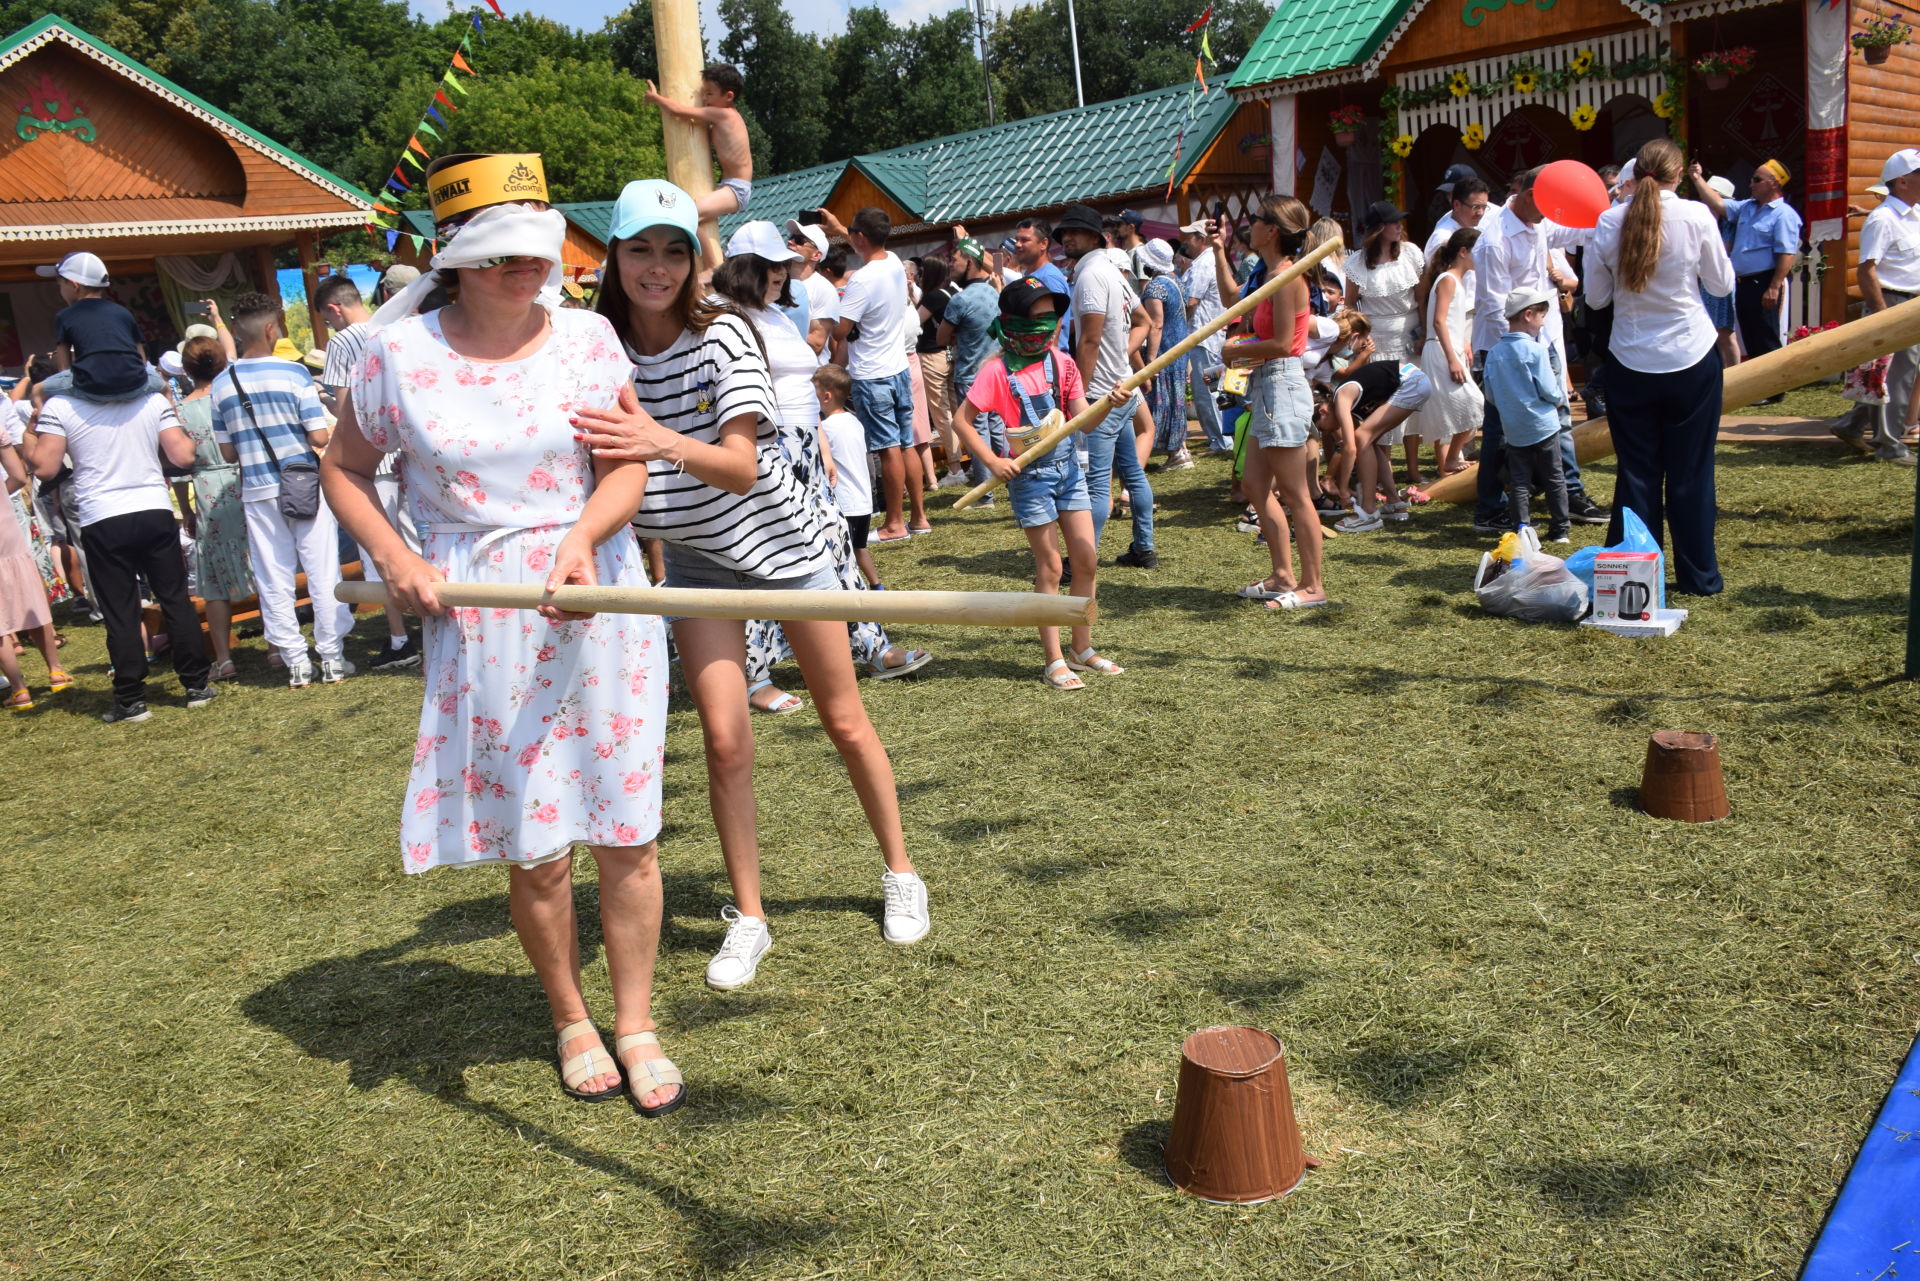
[368,203,568,331]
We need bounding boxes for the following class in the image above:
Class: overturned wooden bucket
[1163,1025,1308,1203]
[1637,730,1731,822]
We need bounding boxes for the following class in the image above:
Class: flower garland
[1375,44,1686,197]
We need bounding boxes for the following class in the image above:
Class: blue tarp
[1804,1034,1920,1280]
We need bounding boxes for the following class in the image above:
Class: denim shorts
[660,544,841,623]
[850,368,916,451]
[1247,357,1311,449]
[1007,445,1091,530]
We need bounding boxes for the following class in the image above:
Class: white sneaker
[941,469,969,488]
[881,870,930,945]
[320,657,356,684]
[705,906,771,990]
[287,658,315,688]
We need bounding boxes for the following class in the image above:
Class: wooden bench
[141,562,367,656]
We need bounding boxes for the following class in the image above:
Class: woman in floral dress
[1137,239,1193,468]
[175,337,253,679]
[320,197,683,1117]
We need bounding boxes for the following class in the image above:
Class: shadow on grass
[1118,1119,1175,1189]
[1212,972,1312,1009]
[1334,1034,1499,1108]
[242,893,845,1270]
[1731,585,1907,617]
[1100,904,1219,940]
[1519,1158,1675,1217]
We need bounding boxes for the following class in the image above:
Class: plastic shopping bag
[1474,526,1590,624]
[1565,506,1666,611]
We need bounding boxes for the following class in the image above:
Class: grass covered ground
[2,438,1916,1280]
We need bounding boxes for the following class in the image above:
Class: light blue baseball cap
[608,178,700,245]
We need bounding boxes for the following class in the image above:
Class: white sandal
[1063,646,1124,676]
[1042,659,1086,690]
[615,1031,687,1118]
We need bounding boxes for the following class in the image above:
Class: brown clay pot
[1865,44,1892,64]
[1163,1025,1308,1203]
[1703,72,1731,89]
[1637,730,1732,822]
[1332,130,1357,147]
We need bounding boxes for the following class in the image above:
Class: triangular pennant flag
[1181,6,1212,33]
[451,51,476,75]
[417,119,441,139]
[386,230,400,251]
[426,104,447,126]
[407,135,430,158]
[391,166,412,188]
[1195,56,1206,94]
[384,178,406,195]
[484,0,504,15]
[410,234,426,253]
[402,150,423,170]
[471,13,486,35]
[1201,30,1213,64]
[460,34,471,53]
[372,200,397,215]
[434,88,456,111]
[442,71,468,95]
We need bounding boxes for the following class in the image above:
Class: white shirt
[1182,260,1224,353]
[1424,212,1461,258]
[1587,189,1736,374]
[33,392,180,526]
[1070,249,1138,398]
[1472,206,1589,355]
[800,272,839,364]
[819,409,873,517]
[837,251,911,381]
[1859,195,1920,295]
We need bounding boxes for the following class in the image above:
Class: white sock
[389,634,409,650]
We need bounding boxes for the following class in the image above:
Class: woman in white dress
[320,193,684,1117]
[1411,227,1484,480]
[1345,200,1427,483]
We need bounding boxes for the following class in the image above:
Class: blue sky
[406,0,995,44]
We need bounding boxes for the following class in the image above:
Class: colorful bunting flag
[426,105,447,127]
[443,71,468,95]
[410,234,426,253]
[386,230,400,251]
[451,51,476,75]
[460,34,472,53]
[484,0,504,16]
[402,150,423,170]
[1201,30,1213,63]
[372,200,397,214]
[407,135,430,158]
[417,119,441,140]
[1181,6,1212,32]
[471,13,487,35]
[434,88,456,112]
[1194,57,1206,94]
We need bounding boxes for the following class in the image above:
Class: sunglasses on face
[1253,214,1282,226]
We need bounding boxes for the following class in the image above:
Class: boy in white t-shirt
[812,364,880,588]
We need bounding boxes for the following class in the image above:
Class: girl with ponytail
[1588,138,1736,596]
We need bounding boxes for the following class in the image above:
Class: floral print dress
[1143,273,1192,452]
[353,306,667,873]
[177,395,255,601]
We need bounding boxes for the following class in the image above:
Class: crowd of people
[4,86,1907,1115]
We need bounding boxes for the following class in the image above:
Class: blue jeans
[850,369,915,451]
[966,414,1009,487]
[1188,353,1227,450]
[1558,423,1587,500]
[1472,390,1510,527]
[1085,392,1153,551]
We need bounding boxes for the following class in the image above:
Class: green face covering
[989,312,1059,372]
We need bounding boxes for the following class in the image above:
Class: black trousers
[81,508,211,704]
[1506,437,1568,535]
[1604,347,1724,596]
[1734,273,1783,362]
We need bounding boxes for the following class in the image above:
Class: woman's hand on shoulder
[540,530,600,621]
[378,552,448,617]
[573,382,680,465]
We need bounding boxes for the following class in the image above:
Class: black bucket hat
[1052,204,1104,239]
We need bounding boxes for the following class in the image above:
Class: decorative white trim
[0,25,373,213]
[1,212,373,241]
[1396,28,1665,139]
[1658,0,1787,19]
[1234,67,1371,102]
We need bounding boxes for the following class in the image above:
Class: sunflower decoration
[1462,122,1487,150]
[1512,69,1538,93]
[1448,71,1472,98]
[1652,89,1678,119]
[1569,48,1594,75]
[1569,104,1598,131]
[1391,133,1414,157]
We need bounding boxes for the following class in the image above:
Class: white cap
[158,350,185,377]
[1504,285,1556,317]
[1706,176,1735,199]
[175,323,218,353]
[727,220,801,263]
[36,251,110,287]
[1179,219,1210,235]
[1881,148,1920,185]
[1869,183,1891,197]
[1618,159,1636,186]
[782,220,828,255]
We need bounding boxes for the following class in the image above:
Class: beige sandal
[1064,647,1125,676]
[1042,659,1085,690]
[554,1018,622,1102]
[616,1031,687,1118]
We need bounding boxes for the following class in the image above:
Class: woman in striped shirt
[575,180,931,993]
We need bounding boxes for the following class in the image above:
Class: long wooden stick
[338,580,1094,628]
[954,235,1346,510]
[651,0,721,265]
[1424,297,1920,503]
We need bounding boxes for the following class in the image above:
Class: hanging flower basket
[1692,46,1755,90]
[1854,14,1913,63]
[1333,130,1357,146]
[1330,105,1365,148]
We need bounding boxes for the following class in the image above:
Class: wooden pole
[1424,297,1920,503]
[954,234,1345,510]
[651,0,722,265]
[337,580,1095,629]
[297,232,327,349]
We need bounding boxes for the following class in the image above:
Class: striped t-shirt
[627,312,836,579]
[208,357,326,500]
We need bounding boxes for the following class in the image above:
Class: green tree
[895,9,987,144]
[715,0,828,175]
[606,0,664,84]
[822,5,903,157]
[365,58,666,205]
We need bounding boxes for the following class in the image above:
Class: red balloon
[1532,159,1610,229]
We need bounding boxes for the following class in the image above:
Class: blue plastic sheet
[1803,1035,1920,1280]
[1566,507,1666,611]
